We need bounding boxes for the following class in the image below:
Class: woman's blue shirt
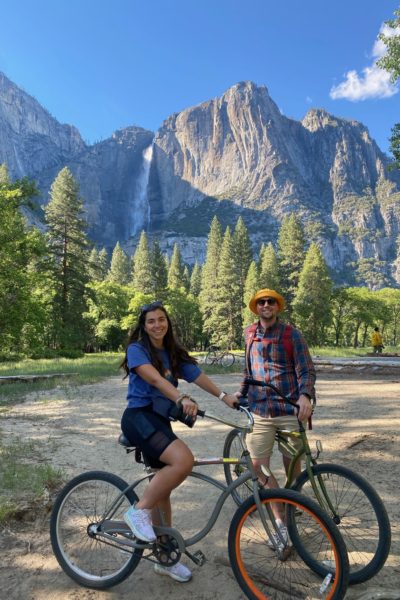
[126,342,201,409]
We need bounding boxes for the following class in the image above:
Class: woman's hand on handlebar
[181,396,198,418]
[296,394,313,422]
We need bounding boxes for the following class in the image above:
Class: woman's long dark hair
[120,304,197,379]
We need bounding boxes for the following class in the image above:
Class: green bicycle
[223,378,391,585]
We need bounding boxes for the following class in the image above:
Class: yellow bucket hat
[249,288,285,314]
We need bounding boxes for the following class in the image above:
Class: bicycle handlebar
[243,377,300,410]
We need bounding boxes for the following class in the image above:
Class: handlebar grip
[197,408,206,418]
[234,396,249,410]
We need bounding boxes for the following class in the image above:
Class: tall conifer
[277,213,306,315]
[168,243,185,289]
[200,217,223,343]
[204,227,241,348]
[98,248,110,280]
[259,242,281,291]
[292,243,332,344]
[44,167,89,349]
[243,260,259,327]
[190,263,202,297]
[132,231,153,294]
[233,217,253,305]
[108,242,130,284]
[151,240,168,298]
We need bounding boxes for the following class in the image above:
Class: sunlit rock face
[1,72,400,284]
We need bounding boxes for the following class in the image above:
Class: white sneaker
[154,561,192,582]
[267,524,288,550]
[123,506,156,542]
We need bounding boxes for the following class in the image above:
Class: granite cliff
[1,73,399,284]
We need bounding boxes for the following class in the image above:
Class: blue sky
[1,0,399,153]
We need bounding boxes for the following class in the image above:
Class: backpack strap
[244,323,258,378]
[281,324,313,429]
[281,324,294,363]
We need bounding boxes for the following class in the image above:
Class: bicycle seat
[118,433,134,448]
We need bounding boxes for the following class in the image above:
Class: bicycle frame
[96,409,286,554]
[239,378,341,518]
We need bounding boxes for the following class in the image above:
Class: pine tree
[107,242,130,284]
[98,248,110,280]
[190,262,202,297]
[88,248,100,281]
[151,240,168,298]
[0,163,10,184]
[242,260,259,327]
[233,217,253,306]
[277,213,306,315]
[200,217,223,344]
[168,243,185,289]
[292,243,333,345]
[44,167,90,350]
[205,227,242,348]
[132,231,153,294]
[182,265,190,292]
[259,242,281,291]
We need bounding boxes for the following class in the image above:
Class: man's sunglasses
[140,301,164,313]
[256,298,277,307]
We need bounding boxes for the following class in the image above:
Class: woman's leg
[136,439,194,512]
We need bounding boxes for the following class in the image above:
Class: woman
[120,301,237,583]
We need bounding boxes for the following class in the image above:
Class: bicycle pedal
[185,549,206,566]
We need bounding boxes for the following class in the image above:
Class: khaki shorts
[246,413,302,460]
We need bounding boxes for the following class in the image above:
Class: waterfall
[131,143,153,236]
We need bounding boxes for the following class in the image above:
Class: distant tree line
[1,164,400,359]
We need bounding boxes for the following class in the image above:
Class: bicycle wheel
[228,488,349,600]
[220,352,235,367]
[205,350,217,365]
[223,429,253,507]
[291,463,391,584]
[50,471,142,589]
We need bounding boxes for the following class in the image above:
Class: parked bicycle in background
[204,345,235,367]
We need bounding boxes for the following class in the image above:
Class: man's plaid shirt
[240,320,316,418]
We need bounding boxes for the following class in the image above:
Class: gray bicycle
[50,404,349,599]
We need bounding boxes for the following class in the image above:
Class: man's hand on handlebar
[221,393,240,409]
[296,394,313,422]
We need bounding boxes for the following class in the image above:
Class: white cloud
[306,96,313,103]
[330,23,400,101]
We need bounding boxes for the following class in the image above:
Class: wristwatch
[218,391,227,401]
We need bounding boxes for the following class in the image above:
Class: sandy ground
[0,371,399,600]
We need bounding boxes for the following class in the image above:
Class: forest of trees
[1,163,400,359]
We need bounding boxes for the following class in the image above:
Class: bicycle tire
[205,350,217,365]
[223,429,253,507]
[50,471,142,589]
[228,488,349,600]
[291,463,391,585]
[220,352,235,367]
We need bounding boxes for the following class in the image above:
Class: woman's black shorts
[121,405,178,468]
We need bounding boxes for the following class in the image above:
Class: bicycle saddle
[118,432,134,448]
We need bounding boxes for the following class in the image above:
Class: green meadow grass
[0,353,123,407]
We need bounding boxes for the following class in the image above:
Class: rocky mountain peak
[0,71,84,152]
[1,74,400,285]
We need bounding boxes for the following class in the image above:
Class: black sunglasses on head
[257,298,277,307]
[140,301,164,313]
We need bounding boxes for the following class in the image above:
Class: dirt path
[0,372,399,600]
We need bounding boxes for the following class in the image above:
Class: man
[237,288,315,544]
[371,327,384,354]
